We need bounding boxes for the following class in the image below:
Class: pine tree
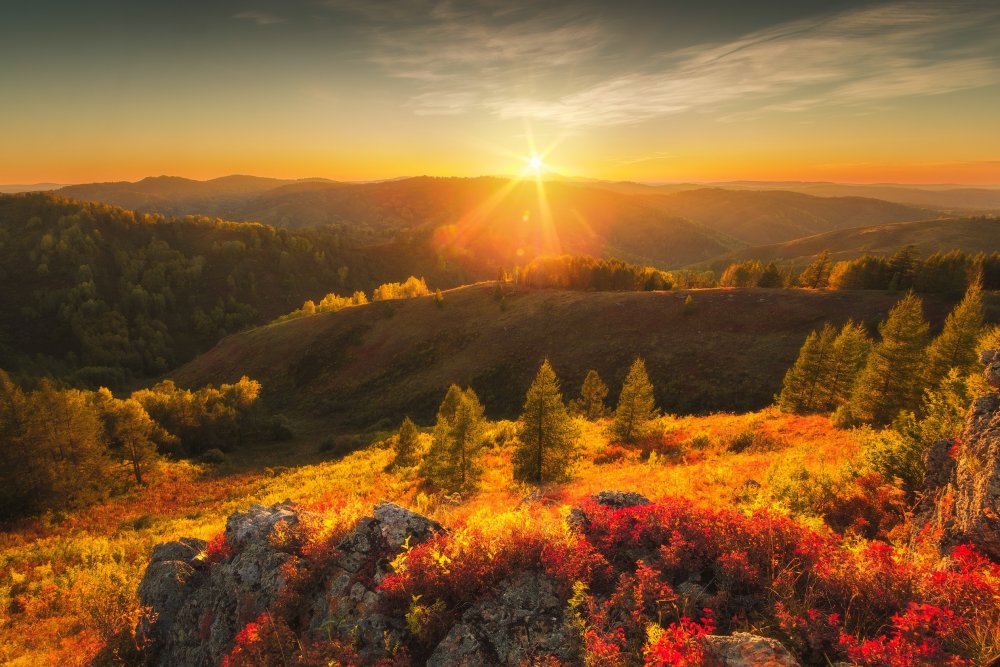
[924,281,985,390]
[514,360,579,484]
[394,416,421,468]
[421,387,486,493]
[570,369,609,420]
[437,384,464,422]
[848,292,930,425]
[799,250,832,289]
[822,320,872,411]
[610,357,659,442]
[757,261,784,288]
[777,324,837,413]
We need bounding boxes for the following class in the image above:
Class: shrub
[200,448,227,464]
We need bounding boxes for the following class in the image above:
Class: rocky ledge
[137,491,804,666]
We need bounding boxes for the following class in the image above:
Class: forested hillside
[0,194,460,385]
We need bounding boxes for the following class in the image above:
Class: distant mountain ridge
[54,175,936,268]
[703,216,1000,268]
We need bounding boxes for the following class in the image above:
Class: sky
[1,0,999,184]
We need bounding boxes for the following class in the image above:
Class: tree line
[721,247,1000,296]
[0,373,261,518]
[274,276,432,324]
[778,282,998,491]
[389,357,660,493]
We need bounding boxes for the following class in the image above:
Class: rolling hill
[172,283,986,429]
[704,216,1000,267]
[56,175,338,218]
[54,175,937,268]
[707,181,1000,212]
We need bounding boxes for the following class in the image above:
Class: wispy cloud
[233,10,286,26]
[328,0,1000,127]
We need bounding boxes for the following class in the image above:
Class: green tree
[95,388,159,486]
[570,369,609,420]
[923,281,985,391]
[436,384,465,423]
[799,250,832,289]
[394,416,421,468]
[514,360,579,484]
[822,320,872,411]
[610,357,659,442]
[421,387,486,493]
[757,261,784,288]
[848,292,930,425]
[777,324,837,413]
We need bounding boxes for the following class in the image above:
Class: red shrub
[840,603,971,667]
[643,612,715,667]
[205,531,233,564]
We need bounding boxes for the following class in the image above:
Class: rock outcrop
[948,349,1000,558]
[137,500,442,666]
[138,492,804,666]
[306,501,443,663]
[137,501,305,666]
[426,572,573,666]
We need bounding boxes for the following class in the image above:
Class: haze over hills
[703,216,1000,268]
[51,174,937,268]
[701,181,1000,213]
[56,175,339,218]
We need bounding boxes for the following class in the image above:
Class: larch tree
[610,357,659,442]
[571,369,609,420]
[514,360,579,484]
[436,384,465,423]
[394,416,421,468]
[777,324,837,413]
[421,387,486,493]
[799,250,832,289]
[822,320,872,411]
[924,281,985,390]
[848,292,930,425]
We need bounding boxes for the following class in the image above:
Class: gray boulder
[137,502,303,667]
[308,502,443,663]
[567,490,650,532]
[704,632,801,666]
[426,572,575,666]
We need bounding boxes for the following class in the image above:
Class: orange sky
[2,1,999,185]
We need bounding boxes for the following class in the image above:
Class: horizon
[3,1,999,185]
[4,172,1000,190]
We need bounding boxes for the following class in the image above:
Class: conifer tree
[777,324,837,413]
[437,384,464,423]
[757,261,784,288]
[822,320,872,411]
[848,292,930,425]
[421,387,486,493]
[610,357,659,442]
[570,369,609,420]
[799,250,832,289]
[514,360,579,484]
[394,416,421,468]
[924,281,985,390]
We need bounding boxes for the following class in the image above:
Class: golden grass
[0,409,857,665]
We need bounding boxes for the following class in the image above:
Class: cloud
[328,0,1000,127]
[233,11,286,25]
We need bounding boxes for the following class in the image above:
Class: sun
[523,153,546,176]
